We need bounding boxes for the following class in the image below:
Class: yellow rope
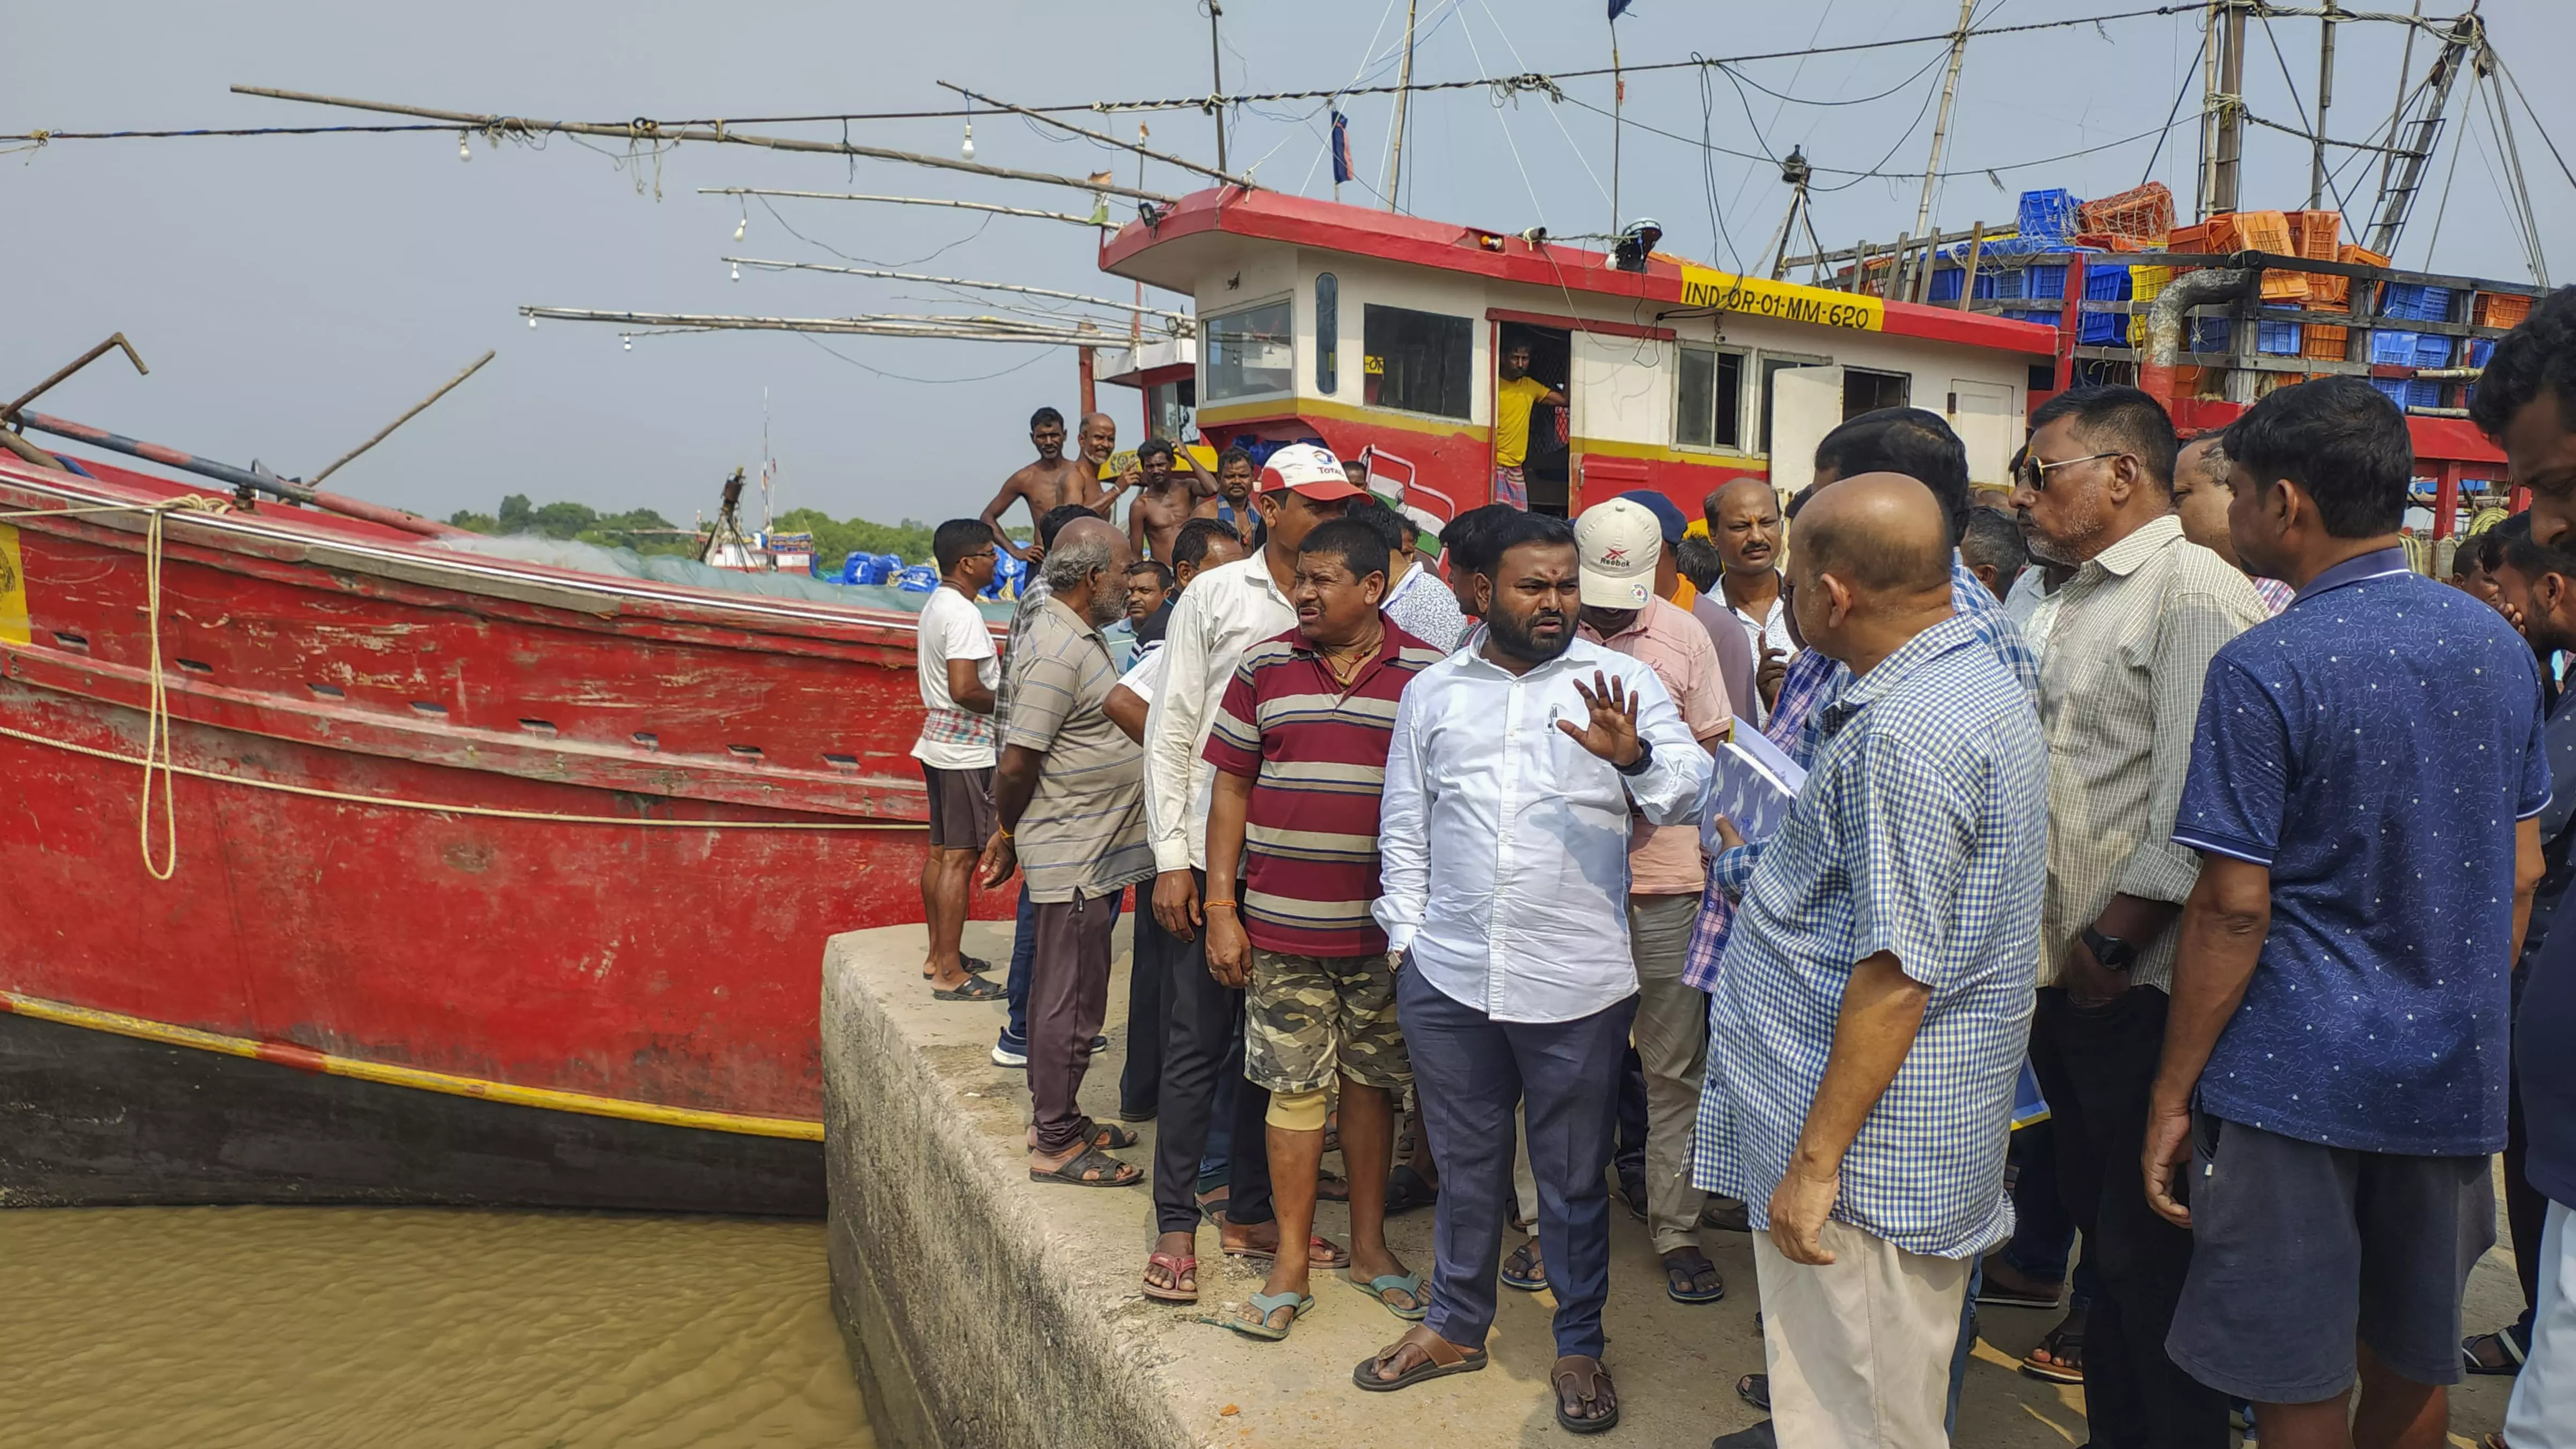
[0,495,913,840]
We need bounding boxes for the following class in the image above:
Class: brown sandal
[1029,1144,1141,1187]
[1352,1326,1488,1392]
[1552,1355,1620,1433]
[1141,1251,1198,1304]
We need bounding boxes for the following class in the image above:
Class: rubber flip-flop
[1664,1256,1725,1305]
[1552,1356,1619,1435]
[1221,1290,1313,1342]
[1227,1233,1349,1269]
[1736,1373,1770,1411]
[1141,1252,1198,1304]
[1501,1239,1547,1292]
[1383,1164,1438,1215]
[931,975,1004,1001]
[1352,1336,1487,1392]
[2462,1327,2529,1376]
[1349,1270,1429,1321]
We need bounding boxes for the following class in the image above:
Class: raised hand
[1557,670,1643,768]
[1755,642,1787,708]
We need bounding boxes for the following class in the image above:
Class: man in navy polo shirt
[2146,376,2551,1448]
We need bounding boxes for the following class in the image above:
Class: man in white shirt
[911,519,1004,1001]
[1705,476,1793,718]
[1357,511,1711,1433]
[1139,444,1364,1285]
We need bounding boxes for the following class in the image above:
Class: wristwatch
[2080,926,2139,972]
[1614,736,1656,777]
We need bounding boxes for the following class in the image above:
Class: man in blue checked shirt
[1700,474,2048,1448]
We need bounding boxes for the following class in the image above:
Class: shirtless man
[979,408,1131,560]
[1126,438,1212,562]
[1181,444,1261,545]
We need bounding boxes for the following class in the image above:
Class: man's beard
[1486,604,1574,664]
[1086,588,1128,628]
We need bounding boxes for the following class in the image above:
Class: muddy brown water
[0,1206,872,1449]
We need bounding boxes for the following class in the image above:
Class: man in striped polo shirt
[1201,516,1444,1340]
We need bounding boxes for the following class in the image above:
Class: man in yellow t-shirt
[1491,339,1566,510]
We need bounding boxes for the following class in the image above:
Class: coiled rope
[0,497,910,883]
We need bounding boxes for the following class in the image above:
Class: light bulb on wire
[622,335,633,352]
[961,121,975,162]
[459,133,472,163]
[527,314,538,329]
[733,213,747,242]
[730,261,741,282]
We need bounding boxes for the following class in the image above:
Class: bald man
[1700,475,2049,1449]
[979,409,1135,560]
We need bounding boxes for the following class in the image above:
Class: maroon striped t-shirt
[1201,621,1444,956]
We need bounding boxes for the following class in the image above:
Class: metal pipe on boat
[12,411,464,538]
[2138,267,2257,400]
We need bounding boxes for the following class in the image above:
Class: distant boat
[0,441,1009,1214]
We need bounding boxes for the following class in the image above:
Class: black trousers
[1121,904,1172,1119]
[2030,986,2228,1449]
[1150,873,1272,1236]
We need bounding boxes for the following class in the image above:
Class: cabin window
[1674,345,1746,450]
[1203,298,1295,401]
[1362,304,1472,419]
[1314,273,1340,395]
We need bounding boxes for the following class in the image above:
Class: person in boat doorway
[1127,438,1210,565]
[980,515,1157,1188]
[1492,336,1565,511]
[2462,284,2576,1449]
[1198,516,1442,1340]
[979,408,1131,561]
[1182,444,1263,549]
[912,520,1006,1002]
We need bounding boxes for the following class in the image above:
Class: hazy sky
[10,1,2569,528]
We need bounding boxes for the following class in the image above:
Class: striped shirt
[1695,610,2049,1258]
[1004,595,1155,904]
[2032,515,2267,991]
[1201,622,1443,954]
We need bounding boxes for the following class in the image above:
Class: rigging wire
[2414,62,2475,271]
[2138,18,2211,187]
[753,193,996,270]
[793,331,1052,385]
[2251,2,2356,218]
[1470,0,1611,208]
[1454,3,1549,227]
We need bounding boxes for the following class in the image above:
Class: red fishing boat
[0,428,1009,1215]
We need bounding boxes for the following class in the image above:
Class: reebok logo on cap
[1575,497,1662,610]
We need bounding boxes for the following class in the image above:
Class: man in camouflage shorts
[1202,516,1446,1340]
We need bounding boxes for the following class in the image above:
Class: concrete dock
[822,920,2527,1448]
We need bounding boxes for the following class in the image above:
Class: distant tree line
[444,495,1012,567]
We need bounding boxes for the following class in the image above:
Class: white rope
[0,497,912,855]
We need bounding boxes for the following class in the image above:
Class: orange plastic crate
[2476,292,2534,329]
[2292,210,2342,259]
[2077,182,2177,244]
[2165,221,2212,254]
[2339,243,2392,269]
[2303,324,2349,360]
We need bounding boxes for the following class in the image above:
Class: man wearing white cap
[1139,442,1365,1298]
[1569,497,1735,1307]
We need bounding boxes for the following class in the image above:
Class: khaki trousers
[1628,892,1708,1254]
[1754,1217,1970,1448]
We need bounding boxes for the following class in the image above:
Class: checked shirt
[1693,609,2048,1258]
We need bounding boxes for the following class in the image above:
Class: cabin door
[1767,364,1845,507]
[1946,379,2018,489]
[1494,321,1574,515]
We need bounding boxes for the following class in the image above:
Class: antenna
[1206,1,1228,173]
[1906,0,1979,303]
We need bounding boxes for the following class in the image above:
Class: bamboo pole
[228,86,1180,203]
[309,350,493,485]
[697,189,1099,226]
[934,82,1251,189]
[519,307,1131,346]
[723,258,1192,323]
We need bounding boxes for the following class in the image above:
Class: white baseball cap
[1575,497,1662,610]
[1256,443,1366,500]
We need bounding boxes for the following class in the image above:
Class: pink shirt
[1583,596,1732,895]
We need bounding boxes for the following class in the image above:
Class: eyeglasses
[2016,451,2124,491]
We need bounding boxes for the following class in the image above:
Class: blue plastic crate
[2193,316,2231,353]
[2470,336,2497,367]
[2369,330,2453,368]
[2017,188,2081,244]
[2370,377,2442,411]
[2000,308,2061,329]
[894,564,939,592]
[2257,318,2303,355]
[2081,310,2129,346]
[1929,268,1963,303]
[2380,283,2456,323]
[2026,264,2069,300]
[2083,265,2133,302]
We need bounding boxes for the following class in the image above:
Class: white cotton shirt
[910,585,1000,770]
[1141,554,1298,873]
[1115,647,1165,707]
[1374,636,1714,1023]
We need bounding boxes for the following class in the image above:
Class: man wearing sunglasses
[2009,386,2270,1449]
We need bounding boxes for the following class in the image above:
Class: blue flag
[1608,0,1634,16]
[1330,111,1354,185]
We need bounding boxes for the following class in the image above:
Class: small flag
[1330,112,1354,185]
[1608,0,1635,17]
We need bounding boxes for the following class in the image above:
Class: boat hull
[0,456,1006,1213]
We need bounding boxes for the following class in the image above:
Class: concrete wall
[822,930,1192,1449]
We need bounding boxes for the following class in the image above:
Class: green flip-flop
[1222,1290,1314,1341]
[1350,1270,1429,1321]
